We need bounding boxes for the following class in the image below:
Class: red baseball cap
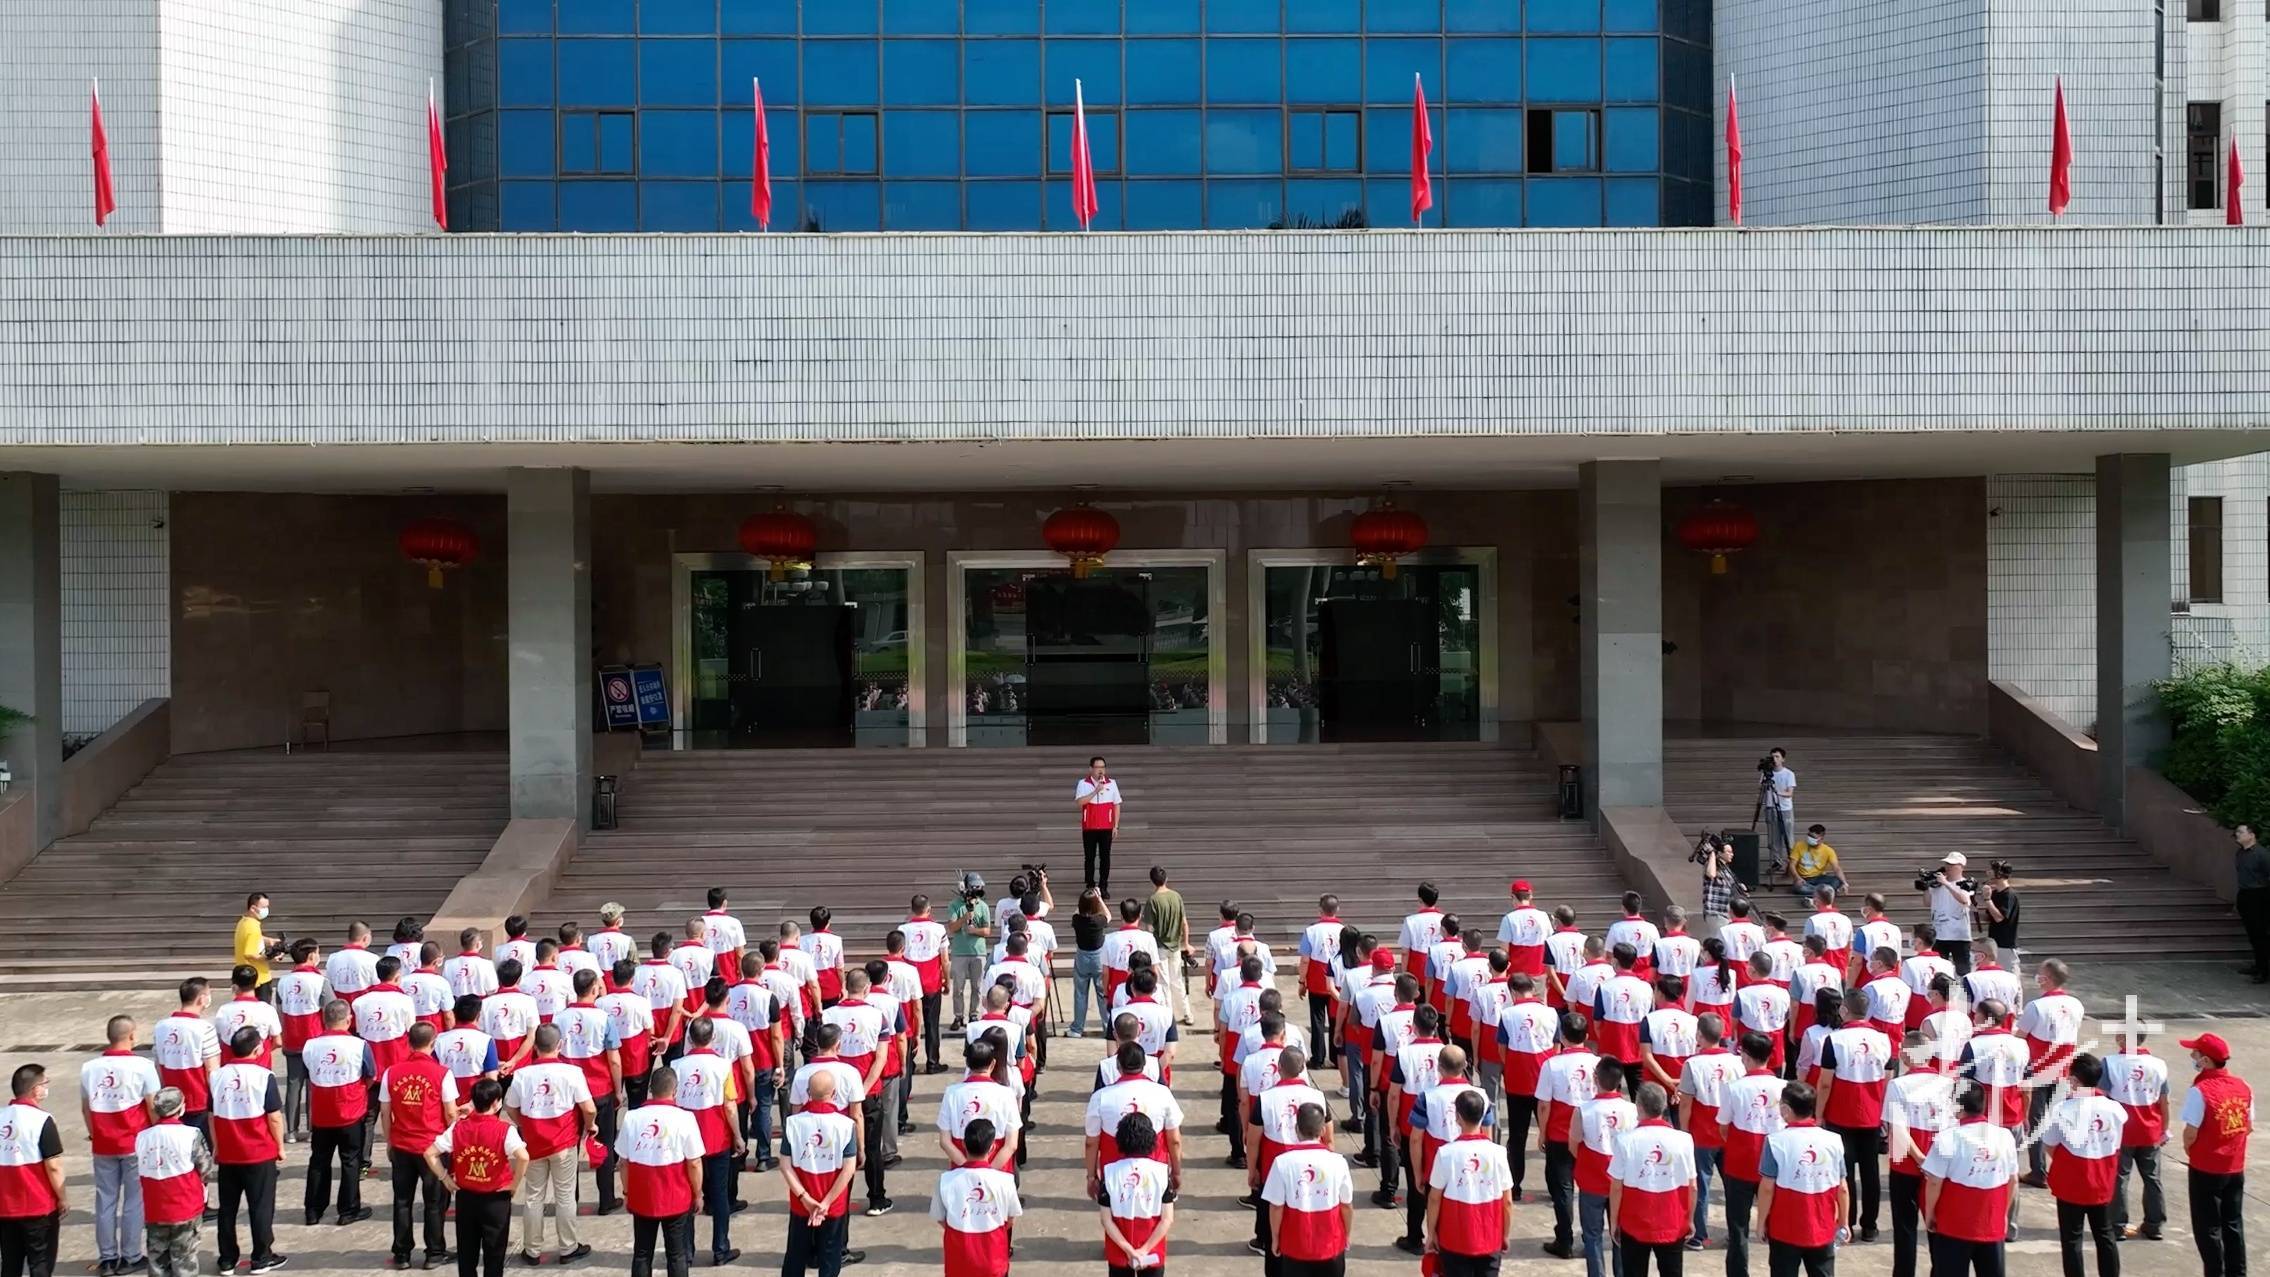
[2180,1032,2233,1065]
[1510,880,1532,895]
[584,1135,608,1167]
[1370,949,1397,972]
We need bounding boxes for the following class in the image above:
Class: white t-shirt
[1770,767,1795,812]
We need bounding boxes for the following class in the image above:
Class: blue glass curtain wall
[445,0,1710,231]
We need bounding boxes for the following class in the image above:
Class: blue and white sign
[631,664,670,730]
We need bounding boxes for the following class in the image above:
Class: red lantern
[399,517,477,589]
[1349,502,1429,580]
[1042,504,1120,579]
[738,508,818,581]
[1676,498,1760,575]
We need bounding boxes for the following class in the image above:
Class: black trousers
[0,1214,59,1277]
[307,1120,367,1218]
[1082,828,1114,891]
[1622,1232,1685,1277]
[1768,1238,1835,1277]
[1501,1095,1536,1193]
[1891,1173,1923,1277]
[2055,1199,2118,1277]
[1927,1233,2003,1277]
[595,1096,624,1211]
[922,992,943,1067]
[2239,887,2270,973]
[1435,1252,1501,1277]
[216,1160,279,1268]
[1834,1122,1881,1230]
[861,1096,887,1206]
[1279,1259,1346,1277]
[2190,1169,2247,1277]
[1723,1175,1759,1277]
[1944,945,1973,979]
[701,1151,735,1258]
[390,1147,448,1261]
[1221,1074,1242,1156]
[1308,994,1335,1067]
[781,1212,848,1277]
[455,1189,512,1277]
[631,1211,694,1277]
[1403,1141,1425,1242]
[1543,1143,1577,1249]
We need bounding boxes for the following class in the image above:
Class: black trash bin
[593,774,619,830]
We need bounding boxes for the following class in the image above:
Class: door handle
[750,649,763,680]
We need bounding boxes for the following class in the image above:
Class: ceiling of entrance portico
[18,429,2269,493]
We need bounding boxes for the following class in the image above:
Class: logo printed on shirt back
[1646,1145,1665,1165]
[1799,1145,1823,1166]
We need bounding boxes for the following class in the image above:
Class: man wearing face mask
[2177,1032,2254,1277]
[1789,826,1845,905]
[234,894,282,1003]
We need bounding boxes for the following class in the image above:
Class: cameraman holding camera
[944,872,994,1033]
[1916,853,1976,977]
[1980,861,2020,974]
[1759,748,1797,872]
[1697,833,1740,933]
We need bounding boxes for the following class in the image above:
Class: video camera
[1756,755,1776,779]
[1912,864,1979,894]
[1690,829,1728,866]
[955,871,987,901]
[1019,862,1049,878]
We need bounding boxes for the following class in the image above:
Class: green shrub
[2155,663,2270,828]
[0,704,28,738]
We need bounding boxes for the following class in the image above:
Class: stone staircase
[0,749,509,991]
[539,740,1631,959]
[1665,733,2246,964]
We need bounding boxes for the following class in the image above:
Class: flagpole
[1427,73,1442,227]
[1075,78,1089,232]
[93,76,104,234]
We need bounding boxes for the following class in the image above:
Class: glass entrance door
[686,564,916,747]
[1260,562,1483,743]
[961,565,1214,747]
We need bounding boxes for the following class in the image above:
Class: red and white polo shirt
[1860,975,1911,1040]
[1964,1027,2032,1128]
[434,1025,497,1083]
[824,997,889,1080]
[1101,1156,1174,1268]
[596,986,656,1082]
[1820,1023,1893,1130]
[1607,1118,1697,1245]
[896,917,948,996]
[0,1103,61,1219]
[325,945,379,1001]
[1591,973,1653,1065]
[1261,1145,1353,1262]
[1919,1117,2019,1243]
[213,995,282,1071]
[442,952,499,1000]
[1496,906,1552,977]
[301,1033,373,1130]
[2101,1050,2168,1148]
[2017,990,2086,1082]
[2041,1092,2127,1207]
[151,1012,219,1114]
[1718,1069,1787,1183]
[797,931,844,1003]
[519,966,573,1023]
[588,928,637,973]
[669,1048,735,1156]
[1677,1047,1744,1150]
[1427,1134,1512,1257]
[1254,1079,1331,1178]
[354,983,418,1071]
[1761,1121,1845,1248]
[478,988,541,1065]
[556,1002,619,1099]
[938,1074,1022,1158]
[1574,1092,1639,1196]
[1534,1047,1599,1145]
[80,1049,161,1157]
[1085,1075,1183,1167]
[210,1060,282,1165]
[1640,1006,1699,1085]
[931,1164,1022,1277]
[404,968,454,1031]
[784,1103,859,1221]
[617,1101,705,1219]
[505,1060,591,1159]
[1885,1064,1958,1176]
[275,964,329,1051]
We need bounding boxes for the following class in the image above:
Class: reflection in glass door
[961,566,1213,747]
[684,562,917,748]
[1260,561,1484,743]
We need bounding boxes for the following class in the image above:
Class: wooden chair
[299,691,331,751]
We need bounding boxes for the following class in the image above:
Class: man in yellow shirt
[233,890,279,998]
[1789,825,1847,902]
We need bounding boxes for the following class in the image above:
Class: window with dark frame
[1525,107,1600,174]
[1287,108,1362,173]
[2190,495,2225,603]
[2188,102,2222,209]
[805,111,881,177]
[2185,0,2219,18]
[558,110,634,175]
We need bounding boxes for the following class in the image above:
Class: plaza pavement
[3,962,2266,1277]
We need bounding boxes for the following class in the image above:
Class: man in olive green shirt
[1140,867,1191,1024]
[945,874,994,1030]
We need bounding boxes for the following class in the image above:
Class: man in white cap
[1920,853,1976,978]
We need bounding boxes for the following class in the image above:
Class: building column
[2096,454,2172,827]
[0,474,63,852]
[1579,460,1663,813]
[508,468,592,824]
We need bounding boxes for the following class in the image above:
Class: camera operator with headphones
[1980,861,2020,975]
[1916,853,1977,977]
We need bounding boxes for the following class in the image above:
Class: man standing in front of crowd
[0,1064,66,1277]
[234,893,280,1002]
[1075,755,1123,898]
[1922,854,1976,978]
[2178,1031,2254,1277]
[426,1077,526,1277]
[945,875,993,1034]
[82,1015,159,1277]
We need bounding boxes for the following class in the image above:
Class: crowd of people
[0,868,2257,1277]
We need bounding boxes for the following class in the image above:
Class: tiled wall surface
[2173,454,2270,670]
[0,0,441,234]
[1981,0,2160,223]
[4,227,2269,447]
[1986,474,2095,728]
[1713,0,1990,224]
[60,489,169,737]
[0,2,164,234]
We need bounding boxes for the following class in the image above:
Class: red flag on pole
[751,77,774,230]
[2047,76,2072,216]
[1725,75,1742,226]
[90,77,115,226]
[1411,73,1434,224]
[1069,79,1099,230]
[2228,135,2245,226]
[427,80,448,230]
